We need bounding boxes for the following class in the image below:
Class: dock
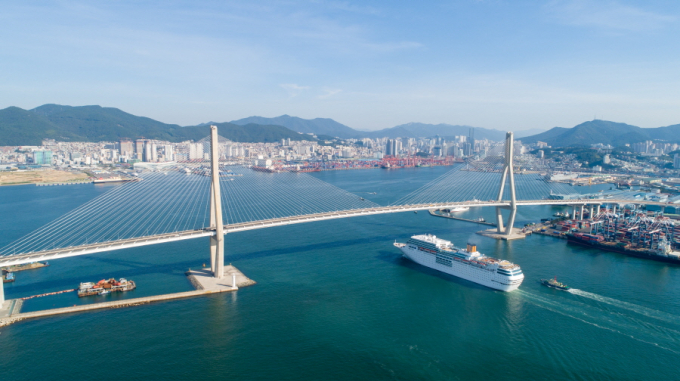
[2,261,49,272]
[0,265,254,328]
[476,228,528,241]
[428,210,496,226]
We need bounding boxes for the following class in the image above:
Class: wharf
[476,228,528,241]
[36,181,92,186]
[2,261,49,272]
[428,210,496,226]
[0,265,253,328]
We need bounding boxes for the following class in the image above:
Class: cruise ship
[394,234,524,291]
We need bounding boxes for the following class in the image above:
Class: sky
[1,0,680,132]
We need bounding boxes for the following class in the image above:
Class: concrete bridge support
[589,205,594,220]
[209,125,225,279]
[580,205,584,220]
[0,280,4,305]
[596,205,601,216]
[495,132,517,236]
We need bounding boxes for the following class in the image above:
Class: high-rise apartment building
[120,139,134,157]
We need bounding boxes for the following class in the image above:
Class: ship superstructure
[394,234,524,291]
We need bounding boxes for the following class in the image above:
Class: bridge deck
[0,199,662,267]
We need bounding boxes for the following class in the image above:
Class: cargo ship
[78,278,136,297]
[394,234,524,291]
[567,233,680,264]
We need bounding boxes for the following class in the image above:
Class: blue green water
[1,168,680,380]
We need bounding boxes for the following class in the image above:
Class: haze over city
[2,0,680,131]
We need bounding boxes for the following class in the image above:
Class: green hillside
[231,115,357,138]
[0,107,82,145]
[0,105,313,145]
[522,120,680,147]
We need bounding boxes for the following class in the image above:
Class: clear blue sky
[2,1,679,131]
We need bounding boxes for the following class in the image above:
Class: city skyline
[2,1,680,131]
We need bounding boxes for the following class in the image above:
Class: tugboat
[540,276,570,291]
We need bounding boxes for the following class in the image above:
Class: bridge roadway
[0,198,666,267]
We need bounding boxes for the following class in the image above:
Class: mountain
[184,122,311,143]
[0,106,83,145]
[522,120,680,147]
[363,122,507,140]
[0,105,312,145]
[514,128,547,139]
[231,115,357,139]
[230,115,551,140]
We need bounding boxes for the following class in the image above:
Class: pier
[428,210,496,226]
[0,265,254,328]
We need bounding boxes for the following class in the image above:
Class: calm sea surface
[1,167,679,380]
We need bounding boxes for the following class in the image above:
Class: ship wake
[567,289,680,325]
[517,290,680,355]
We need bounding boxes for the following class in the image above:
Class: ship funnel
[467,243,476,253]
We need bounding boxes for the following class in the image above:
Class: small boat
[443,206,470,213]
[477,217,486,223]
[540,276,570,291]
[3,272,15,283]
[98,290,110,295]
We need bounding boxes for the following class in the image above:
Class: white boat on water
[394,234,524,292]
[442,206,470,213]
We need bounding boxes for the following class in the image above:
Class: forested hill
[522,120,680,147]
[0,105,313,145]
[231,115,357,139]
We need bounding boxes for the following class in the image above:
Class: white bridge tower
[209,125,225,278]
[495,132,517,236]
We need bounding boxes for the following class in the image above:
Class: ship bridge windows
[497,268,523,276]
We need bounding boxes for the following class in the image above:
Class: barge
[78,278,136,297]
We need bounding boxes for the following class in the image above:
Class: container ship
[78,278,136,297]
[394,234,524,291]
[567,233,680,263]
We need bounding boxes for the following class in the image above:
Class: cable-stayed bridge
[0,129,657,301]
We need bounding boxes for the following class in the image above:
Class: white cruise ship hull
[399,245,523,292]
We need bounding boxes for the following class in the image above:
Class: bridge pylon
[209,125,225,279]
[495,132,517,236]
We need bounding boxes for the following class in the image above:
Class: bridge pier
[0,279,4,305]
[494,132,517,236]
[209,125,225,279]
[482,131,522,240]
